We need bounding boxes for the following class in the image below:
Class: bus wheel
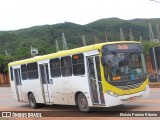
[78,93,90,112]
[28,93,38,109]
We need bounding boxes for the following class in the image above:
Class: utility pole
[55,40,59,52]
[105,31,108,42]
[120,28,124,41]
[129,29,134,41]
[94,36,98,44]
[157,24,160,41]
[140,36,143,42]
[4,50,8,56]
[149,22,155,42]
[62,32,68,50]
[82,35,87,46]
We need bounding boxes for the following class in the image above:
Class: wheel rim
[79,95,88,110]
[29,95,35,107]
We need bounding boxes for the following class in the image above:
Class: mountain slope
[0,18,160,60]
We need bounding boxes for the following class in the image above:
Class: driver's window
[129,54,142,68]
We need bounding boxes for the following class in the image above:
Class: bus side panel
[65,55,93,106]
[10,80,19,101]
[64,53,93,106]
[50,78,68,104]
[23,79,45,103]
[20,80,28,102]
[67,76,91,105]
[49,56,92,106]
[50,76,91,106]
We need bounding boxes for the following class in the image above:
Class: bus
[8,41,149,112]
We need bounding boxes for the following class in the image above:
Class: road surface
[0,87,160,120]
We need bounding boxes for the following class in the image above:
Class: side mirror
[101,57,106,66]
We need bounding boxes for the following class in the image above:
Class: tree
[142,41,160,54]
[0,55,13,84]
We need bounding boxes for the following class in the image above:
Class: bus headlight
[144,85,149,91]
[106,90,118,97]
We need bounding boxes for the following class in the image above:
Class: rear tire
[28,93,38,109]
[77,93,90,112]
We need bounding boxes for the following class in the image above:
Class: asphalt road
[0,87,160,120]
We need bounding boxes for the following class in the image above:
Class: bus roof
[8,41,141,66]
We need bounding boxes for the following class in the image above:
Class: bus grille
[116,82,143,90]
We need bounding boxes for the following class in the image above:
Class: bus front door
[39,64,51,103]
[87,56,105,105]
[14,68,23,101]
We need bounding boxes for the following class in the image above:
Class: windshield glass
[103,52,147,82]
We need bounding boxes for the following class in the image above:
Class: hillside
[0,17,160,60]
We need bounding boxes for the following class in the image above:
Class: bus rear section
[9,66,24,102]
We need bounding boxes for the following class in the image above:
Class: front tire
[77,93,90,112]
[28,93,38,109]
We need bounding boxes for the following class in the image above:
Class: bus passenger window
[50,58,61,77]
[21,64,28,80]
[27,62,38,79]
[72,54,85,75]
[61,56,72,77]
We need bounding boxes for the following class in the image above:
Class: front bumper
[104,86,149,107]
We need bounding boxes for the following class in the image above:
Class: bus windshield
[102,43,147,83]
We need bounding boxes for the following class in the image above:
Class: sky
[0,0,160,31]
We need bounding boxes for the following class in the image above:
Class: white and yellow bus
[8,41,149,112]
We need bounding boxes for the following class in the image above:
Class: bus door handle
[50,79,53,84]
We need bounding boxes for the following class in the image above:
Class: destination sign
[102,43,143,55]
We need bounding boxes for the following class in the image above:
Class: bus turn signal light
[112,76,121,80]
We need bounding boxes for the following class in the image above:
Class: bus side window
[10,67,14,81]
[21,64,28,80]
[50,58,61,77]
[72,54,85,76]
[27,62,39,79]
[61,56,72,77]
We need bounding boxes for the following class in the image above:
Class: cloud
[0,0,160,30]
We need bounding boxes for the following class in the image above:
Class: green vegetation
[0,55,13,83]
[0,17,160,74]
[142,41,160,54]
